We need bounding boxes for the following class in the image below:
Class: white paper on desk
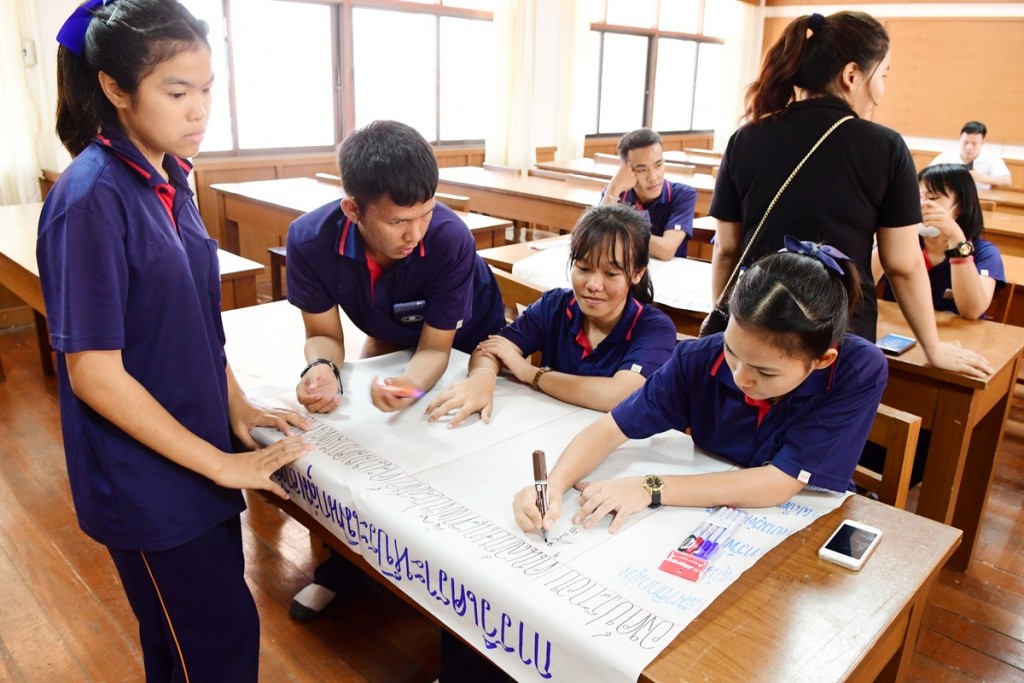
[511,245,715,314]
[250,359,848,683]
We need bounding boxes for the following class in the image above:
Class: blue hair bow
[56,0,112,58]
[782,235,847,275]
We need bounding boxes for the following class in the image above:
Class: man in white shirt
[930,121,1012,191]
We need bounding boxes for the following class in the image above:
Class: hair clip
[782,235,847,275]
[57,0,112,58]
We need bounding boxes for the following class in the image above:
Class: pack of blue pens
[659,506,748,582]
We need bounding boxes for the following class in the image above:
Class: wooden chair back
[683,147,722,158]
[979,199,997,212]
[592,152,621,163]
[527,168,608,190]
[491,266,546,366]
[435,192,470,212]
[853,403,922,509]
[491,266,544,322]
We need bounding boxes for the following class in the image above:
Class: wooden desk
[979,188,1024,216]
[221,300,961,683]
[983,210,1024,257]
[212,178,513,282]
[437,166,601,232]
[0,202,264,377]
[532,159,715,216]
[662,149,722,175]
[876,300,1024,570]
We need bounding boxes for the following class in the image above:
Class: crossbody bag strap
[714,114,855,308]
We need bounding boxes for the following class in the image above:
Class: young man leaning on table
[283,120,505,622]
[600,127,698,261]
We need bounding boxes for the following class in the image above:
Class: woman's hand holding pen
[513,482,564,536]
[296,365,341,413]
[576,477,649,534]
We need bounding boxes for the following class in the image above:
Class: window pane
[439,17,494,141]
[605,0,655,29]
[352,9,437,142]
[657,0,699,34]
[651,39,696,132]
[180,0,232,152]
[597,33,648,134]
[582,31,602,134]
[692,42,724,130]
[701,1,732,38]
[588,0,607,24]
[231,1,334,149]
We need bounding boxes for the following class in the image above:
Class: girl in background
[427,203,677,427]
[38,2,310,679]
[873,164,1006,319]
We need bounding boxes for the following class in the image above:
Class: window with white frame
[181,0,494,154]
[586,0,725,136]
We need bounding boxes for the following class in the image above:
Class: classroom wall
[762,3,1024,151]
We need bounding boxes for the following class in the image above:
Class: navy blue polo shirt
[37,127,243,552]
[611,333,888,492]
[879,238,1006,318]
[618,181,697,258]
[500,289,676,378]
[286,201,504,353]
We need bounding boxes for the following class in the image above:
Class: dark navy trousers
[108,517,259,683]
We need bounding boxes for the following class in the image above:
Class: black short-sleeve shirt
[709,97,922,340]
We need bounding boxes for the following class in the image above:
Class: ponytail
[744,11,889,122]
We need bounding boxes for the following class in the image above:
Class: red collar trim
[710,350,726,376]
[744,395,772,428]
[922,247,933,270]
[624,301,644,341]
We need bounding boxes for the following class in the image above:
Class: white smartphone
[818,520,883,571]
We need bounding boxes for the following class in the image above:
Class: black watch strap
[301,358,343,395]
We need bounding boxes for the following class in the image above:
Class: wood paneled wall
[761,15,1024,148]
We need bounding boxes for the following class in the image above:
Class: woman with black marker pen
[514,242,888,536]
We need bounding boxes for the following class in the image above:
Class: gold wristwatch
[643,475,664,509]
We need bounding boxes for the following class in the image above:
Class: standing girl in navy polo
[37,2,311,680]
[873,164,1006,319]
[427,203,677,428]
[513,240,888,535]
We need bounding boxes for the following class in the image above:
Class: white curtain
[0,0,42,205]
[486,0,536,170]
[552,0,589,161]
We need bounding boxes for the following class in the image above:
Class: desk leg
[34,311,54,376]
[946,354,1022,571]
[914,389,972,528]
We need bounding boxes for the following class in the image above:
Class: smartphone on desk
[818,520,882,571]
[876,333,916,356]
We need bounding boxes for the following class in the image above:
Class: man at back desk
[929,121,1011,191]
[600,128,698,260]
